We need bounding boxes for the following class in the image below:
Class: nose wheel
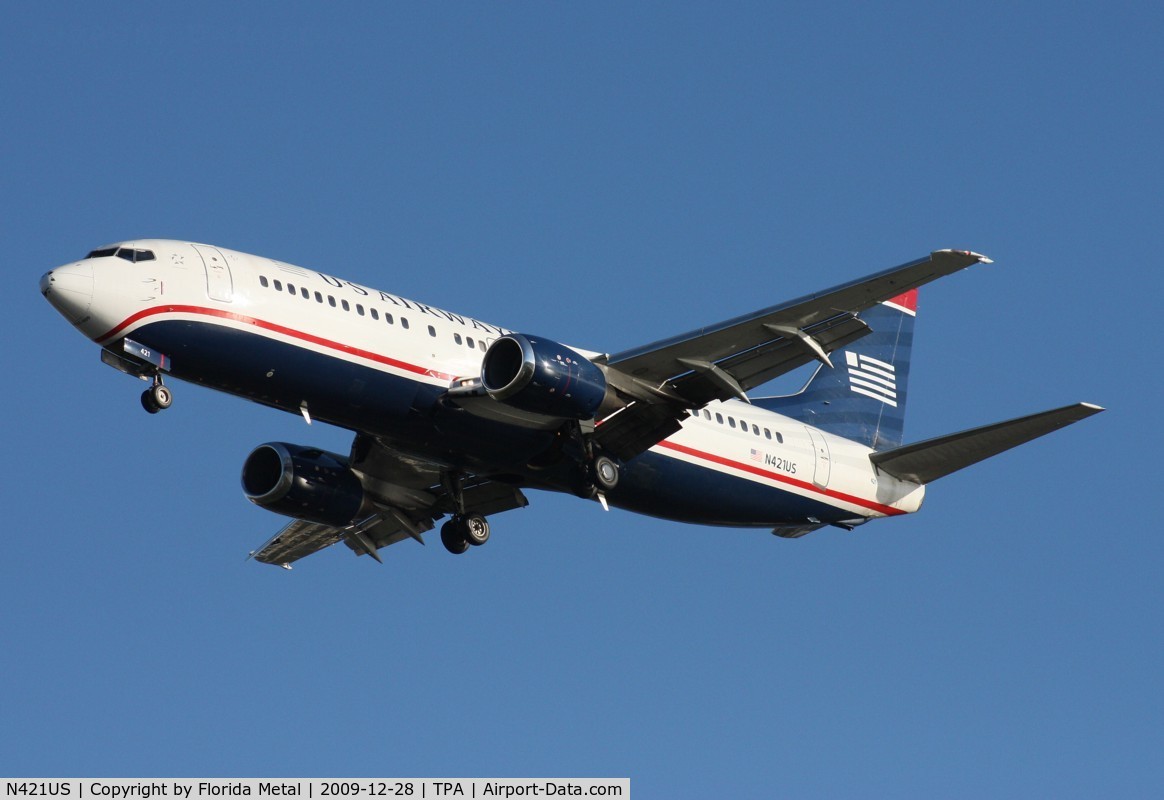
[140,378,173,414]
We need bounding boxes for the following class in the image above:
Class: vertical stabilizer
[752,290,917,450]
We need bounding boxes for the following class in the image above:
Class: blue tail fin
[752,290,918,450]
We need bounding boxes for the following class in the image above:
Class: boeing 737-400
[40,241,1102,568]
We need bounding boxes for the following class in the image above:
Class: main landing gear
[524,420,622,501]
[439,470,491,555]
[140,375,173,414]
[440,513,491,555]
[578,454,620,511]
[591,454,620,492]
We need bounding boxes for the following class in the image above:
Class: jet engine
[481,333,609,419]
[241,442,367,526]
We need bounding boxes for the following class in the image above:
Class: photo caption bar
[2,780,629,800]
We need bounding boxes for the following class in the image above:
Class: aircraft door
[192,244,234,302]
[805,427,831,488]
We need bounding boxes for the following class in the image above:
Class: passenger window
[341,299,350,311]
[715,413,723,424]
[729,417,736,428]
[385,313,394,325]
[764,429,772,440]
[287,283,296,294]
[328,296,336,307]
[703,410,711,420]
[357,304,365,316]
[776,432,784,444]
[454,333,463,345]
[301,287,309,299]
[752,424,759,435]
[371,308,379,320]
[274,280,283,291]
[401,318,410,329]
[259,276,269,288]
[315,291,323,302]
[428,325,436,337]
[467,338,476,350]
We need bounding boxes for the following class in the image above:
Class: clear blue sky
[4,3,1160,796]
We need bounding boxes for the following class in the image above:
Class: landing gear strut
[140,375,173,414]
[439,470,491,555]
[568,420,620,498]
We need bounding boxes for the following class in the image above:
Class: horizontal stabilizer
[869,403,1104,484]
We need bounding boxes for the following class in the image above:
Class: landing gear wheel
[150,383,173,410]
[140,380,172,414]
[140,389,160,414]
[462,514,490,546]
[440,520,470,555]
[591,455,619,492]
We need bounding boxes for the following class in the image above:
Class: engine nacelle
[481,333,608,419]
[241,442,366,526]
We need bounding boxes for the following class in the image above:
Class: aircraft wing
[249,435,528,568]
[594,249,991,460]
[250,520,341,567]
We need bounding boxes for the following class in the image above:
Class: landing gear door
[193,244,233,302]
[805,427,831,489]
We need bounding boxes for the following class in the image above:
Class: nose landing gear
[105,338,174,415]
[140,376,173,414]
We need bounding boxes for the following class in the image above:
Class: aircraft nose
[41,261,94,325]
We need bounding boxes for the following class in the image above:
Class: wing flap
[869,403,1104,484]
[433,478,530,518]
[250,519,347,567]
[594,402,689,461]
[668,313,872,405]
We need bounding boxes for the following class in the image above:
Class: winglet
[936,248,993,265]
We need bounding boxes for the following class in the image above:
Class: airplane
[39,241,1103,568]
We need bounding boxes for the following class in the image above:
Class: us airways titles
[308,270,510,338]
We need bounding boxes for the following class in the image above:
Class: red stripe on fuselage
[654,439,906,517]
[99,307,908,517]
[96,305,455,382]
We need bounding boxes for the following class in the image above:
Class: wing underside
[249,436,528,568]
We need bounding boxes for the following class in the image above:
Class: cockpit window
[115,247,156,263]
[85,246,155,262]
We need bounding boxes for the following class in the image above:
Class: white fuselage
[43,239,925,530]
